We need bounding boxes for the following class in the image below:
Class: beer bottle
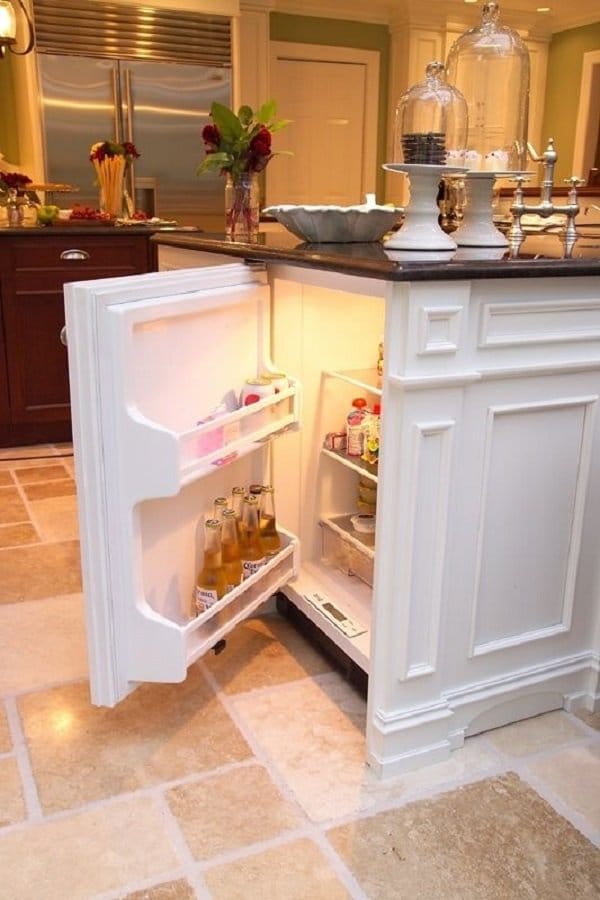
[259,484,281,555]
[194,519,228,614]
[213,496,228,521]
[239,495,265,579]
[221,508,242,589]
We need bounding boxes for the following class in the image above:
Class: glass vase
[225,172,260,241]
[6,188,25,227]
[94,157,126,218]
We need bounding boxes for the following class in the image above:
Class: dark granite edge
[151,233,600,282]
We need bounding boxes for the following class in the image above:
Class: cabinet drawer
[11,235,151,273]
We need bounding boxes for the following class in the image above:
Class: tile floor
[0,445,599,899]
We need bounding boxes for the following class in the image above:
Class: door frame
[268,41,381,199]
[572,50,600,181]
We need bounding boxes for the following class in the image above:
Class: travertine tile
[13,464,69,484]
[204,838,350,899]
[485,710,588,757]
[22,480,76,501]
[0,706,11,752]
[167,764,301,860]
[121,880,196,900]
[19,666,251,814]
[0,796,179,900]
[0,446,55,467]
[0,488,29,526]
[528,744,600,831]
[0,540,81,604]
[29,494,79,542]
[0,594,88,694]
[328,772,600,900]
[203,615,332,694]
[0,758,26,827]
[575,709,600,731]
[0,472,13,487]
[0,523,39,549]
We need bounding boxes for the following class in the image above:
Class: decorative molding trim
[388,372,481,390]
[479,298,600,349]
[418,305,463,355]
[469,395,598,657]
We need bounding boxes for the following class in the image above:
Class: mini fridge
[64,262,385,714]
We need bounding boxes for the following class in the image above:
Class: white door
[267,43,380,206]
[65,264,300,707]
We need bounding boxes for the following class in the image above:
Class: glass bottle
[194,518,228,614]
[221,508,242,589]
[259,484,281,555]
[239,495,265,579]
[213,496,228,521]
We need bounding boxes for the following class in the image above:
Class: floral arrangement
[0,170,32,195]
[197,100,290,180]
[89,141,140,218]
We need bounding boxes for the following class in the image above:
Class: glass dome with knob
[384,61,468,252]
[445,1,531,247]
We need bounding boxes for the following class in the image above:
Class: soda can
[240,378,275,407]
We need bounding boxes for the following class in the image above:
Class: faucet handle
[564,176,585,188]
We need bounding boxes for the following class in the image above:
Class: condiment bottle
[346,398,368,457]
[361,403,381,465]
[194,519,228,614]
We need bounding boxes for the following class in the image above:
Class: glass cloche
[393,61,468,166]
[446,1,530,172]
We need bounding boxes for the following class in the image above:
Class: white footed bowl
[263,204,402,243]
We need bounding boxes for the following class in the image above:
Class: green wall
[270,13,390,199]
[541,21,600,182]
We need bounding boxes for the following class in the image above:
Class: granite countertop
[0,224,201,236]
[150,229,600,282]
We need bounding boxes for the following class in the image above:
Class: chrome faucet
[508,138,584,258]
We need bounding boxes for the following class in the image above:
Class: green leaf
[237,105,254,127]
[257,99,276,124]
[209,102,242,142]
[196,152,232,175]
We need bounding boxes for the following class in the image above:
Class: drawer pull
[60,326,68,347]
[60,249,90,261]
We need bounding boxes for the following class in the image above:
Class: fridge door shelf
[124,380,300,500]
[321,446,378,482]
[129,529,299,686]
[320,514,375,587]
[324,367,382,395]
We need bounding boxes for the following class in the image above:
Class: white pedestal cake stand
[450,171,529,248]
[383,163,468,251]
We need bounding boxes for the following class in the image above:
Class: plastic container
[346,397,368,457]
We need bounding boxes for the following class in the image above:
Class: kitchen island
[144,229,600,775]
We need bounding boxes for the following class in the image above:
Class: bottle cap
[352,398,367,408]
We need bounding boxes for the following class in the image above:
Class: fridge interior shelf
[125,380,300,499]
[320,514,375,587]
[321,446,378,482]
[324,367,382,395]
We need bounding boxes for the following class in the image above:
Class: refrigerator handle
[123,68,136,217]
[111,66,123,144]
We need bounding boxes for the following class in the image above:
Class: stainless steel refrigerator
[33,0,232,225]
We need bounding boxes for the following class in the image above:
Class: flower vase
[93,156,126,218]
[225,172,260,241]
[7,188,25,227]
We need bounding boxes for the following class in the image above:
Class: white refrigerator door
[64,263,300,706]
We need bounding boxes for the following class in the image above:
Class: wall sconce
[0,0,34,58]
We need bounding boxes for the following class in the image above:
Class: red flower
[202,124,221,153]
[250,127,271,157]
[122,141,140,160]
[0,171,32,191]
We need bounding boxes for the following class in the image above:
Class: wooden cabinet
[0,230,155,447]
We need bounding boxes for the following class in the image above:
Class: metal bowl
[263,203,402,243]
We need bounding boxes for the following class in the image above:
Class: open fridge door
[64,263,300,706]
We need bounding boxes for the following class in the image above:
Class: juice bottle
[221,508,242,589]
[346,397,368,456]
[213,496,228,521]
[239,495,265,579]
[259,484,281,555]
[194,519,228,614]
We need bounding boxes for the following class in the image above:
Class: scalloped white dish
[263,203,403,243]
